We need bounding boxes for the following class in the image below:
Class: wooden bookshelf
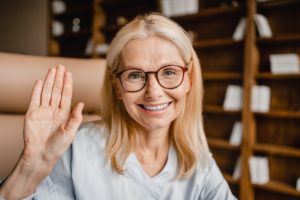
[248,0,300,199]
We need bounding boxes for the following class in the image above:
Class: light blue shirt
[0,123,237,200]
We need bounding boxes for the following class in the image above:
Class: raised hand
[22,65,84,166]
[0,65,84,199]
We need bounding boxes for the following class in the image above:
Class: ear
[112,75,123,100]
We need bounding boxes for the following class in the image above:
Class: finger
[41,68,56,106]
[28,80,43,111]
[64,103,84,137]
[60,71,73,111]
[50,65,65,107]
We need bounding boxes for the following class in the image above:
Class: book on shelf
[229,121,243,146]
[233,157,241,180]
[297,177,300,191]
[233,17,246,41]
[85,38,109,56]
[269,53,300,74]
[249,156,270,185]
[160,0,198,17]
[52,21,64,36]
[251,85,271,113]
[254,14,272,38]
[223,85,243,111]
[52,0,66,15]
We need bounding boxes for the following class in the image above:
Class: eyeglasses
[116,65,188,92]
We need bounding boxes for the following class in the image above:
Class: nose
[144,73,163,99]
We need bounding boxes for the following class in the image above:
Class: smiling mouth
[138,102,172,111]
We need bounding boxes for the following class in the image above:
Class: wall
[0,0,48,55]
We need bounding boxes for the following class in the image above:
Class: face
[114,36,191,133]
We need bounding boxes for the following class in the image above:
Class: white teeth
[142,103,169,111]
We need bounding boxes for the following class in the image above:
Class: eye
[126,71,145,81]
[161,67,179,76]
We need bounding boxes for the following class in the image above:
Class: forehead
[120,36,184,69]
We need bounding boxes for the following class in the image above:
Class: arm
[0,65,83,199]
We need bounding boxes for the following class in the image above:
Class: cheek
[121,92,139,109]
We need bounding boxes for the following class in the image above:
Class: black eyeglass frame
[115,65,189,92]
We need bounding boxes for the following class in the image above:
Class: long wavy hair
[99,13,209,178]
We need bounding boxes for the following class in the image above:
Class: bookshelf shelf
[204,105,241,115]
[208,138,240,150]
[172,6,244,22]
[193,39,243,48]
[254,144,300,158]
[203,72,243,80]
[253,180,300,197]
[223,173,239,185]
[254,111,300,119]
[257,35,300,44]
[257,0,300,10]
[255,73,300,80]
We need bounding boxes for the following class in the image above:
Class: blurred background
[0,0,300,200]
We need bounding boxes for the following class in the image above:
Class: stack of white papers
[254,14,272,38]
[249,156,270,184]
[233,157,241,180]
[229,122,243,146]
[251,85,271,112]
[161,0,199,17]
[223,85,243,111]
[85,38,109,56]
[52,0,66,15]
[270,53,300,74]
[52,21,64,36]
[297,177,300,191]
[233,17,247,41]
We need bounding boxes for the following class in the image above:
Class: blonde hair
[100,13,209,178]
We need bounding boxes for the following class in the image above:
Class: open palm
[22,65,84,164]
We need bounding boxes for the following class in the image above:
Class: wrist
[0,155,54,199]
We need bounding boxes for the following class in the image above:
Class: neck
[134,127,170,177]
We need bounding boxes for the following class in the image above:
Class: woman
[0,13,236,199]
